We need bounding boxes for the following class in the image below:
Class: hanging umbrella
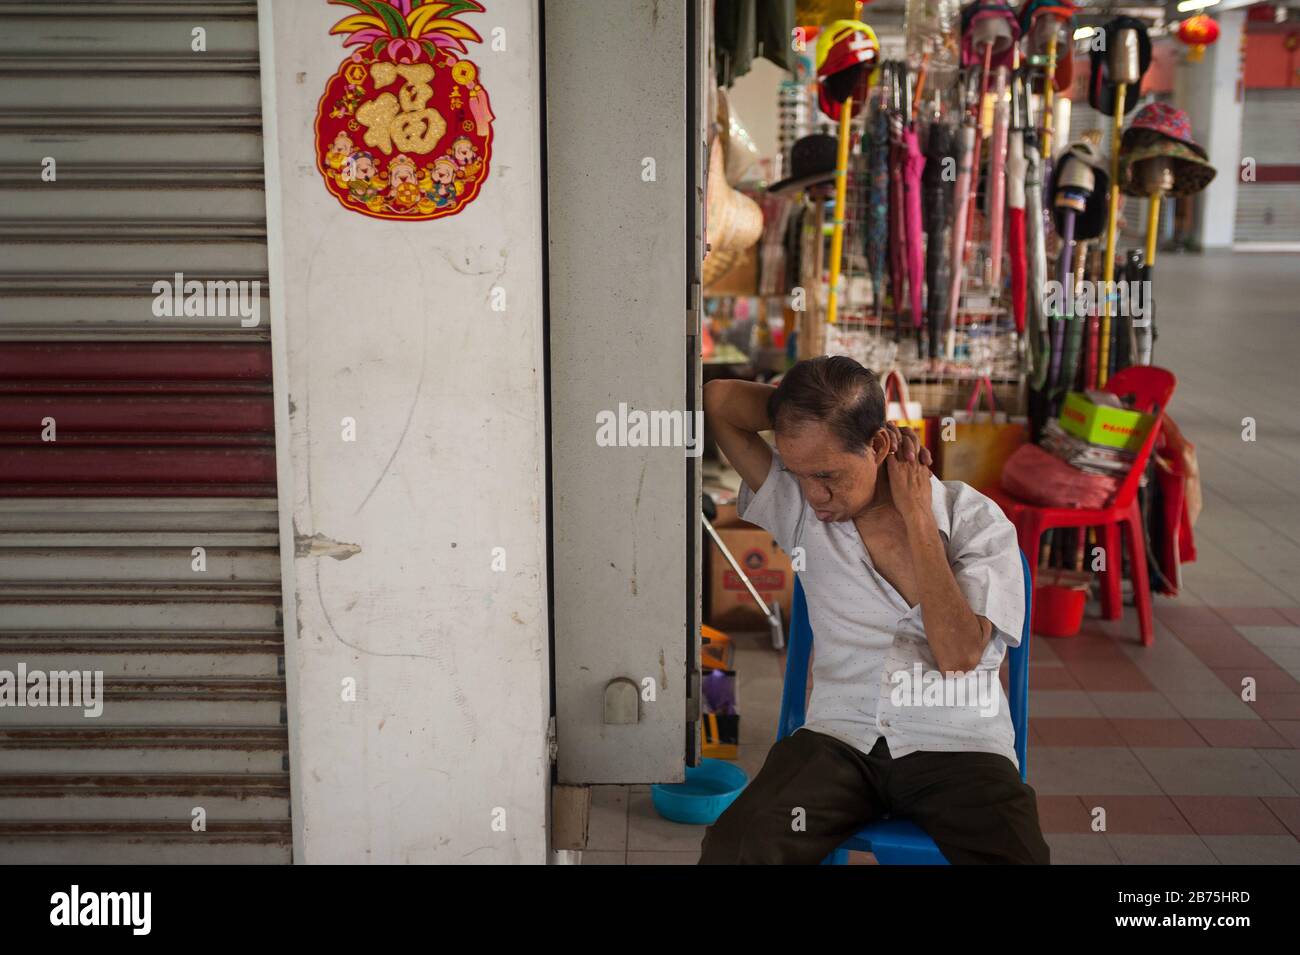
[1006,64,1031,336]
[958,2,1020,254]
[1023,135,1050,390]
[946,122,975,356]
[1007,129,1027,335]
[1049,142,1108,390]
[986,64,1011,295]
[887,74,908,335]
[902,125,927,332]
[1060,238,1089,392]
[923,121,954,359]
[865,102,891,317]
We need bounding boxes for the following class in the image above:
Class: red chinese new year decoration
[314,0,493,221]
[1177,14,1220,64]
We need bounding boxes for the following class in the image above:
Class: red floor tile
[1212,667,1300,696]
[1109,718,1207,748]
[1211,607,1292,626]
[1077,794,1193,835]
[1062,659,1155,692]
[1179,635,1279,670]
[1049,631,1133,662]
[1268,721,1300,748]
[1032,717,1126,747]
[1173,626,1248,648]
[1155,604,1226,629]
[1188,719,1290,748]
[1172,796,1290,836]
[1262,797,1300,838]
[1245,694,1300,721]
[1036,795,1093,834]
[1029,666,1081,691]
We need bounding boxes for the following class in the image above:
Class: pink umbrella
[986,65,1010,295]
[902,126,926,330]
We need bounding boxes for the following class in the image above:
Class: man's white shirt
[737,448,1026,769]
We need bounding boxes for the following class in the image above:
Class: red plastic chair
[984,366,1177,646]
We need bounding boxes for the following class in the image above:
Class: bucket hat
[1120,102,1208,159]
[1120,139,1216,197]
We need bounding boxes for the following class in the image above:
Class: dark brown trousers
[699,729,1050,865]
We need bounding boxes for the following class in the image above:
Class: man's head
[767,355,891,522]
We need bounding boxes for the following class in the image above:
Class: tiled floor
[584,252,1300,865]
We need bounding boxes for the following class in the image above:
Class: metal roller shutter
[1235,88,1300,245]
[0,0,290,863]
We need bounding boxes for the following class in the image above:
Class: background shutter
[0,0,290,862]
[1235,88,1300,245]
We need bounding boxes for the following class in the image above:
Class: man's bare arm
[887,446,992,673]
[702,379,776,494]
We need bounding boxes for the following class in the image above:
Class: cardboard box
[707,501,794,629]
[1059,391,1155,453]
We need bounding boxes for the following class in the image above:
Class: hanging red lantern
[1177,15,1220,63]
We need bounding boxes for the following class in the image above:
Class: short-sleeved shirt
[738,448,1026,769]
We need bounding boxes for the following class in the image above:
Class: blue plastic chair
[776,551,1033,865]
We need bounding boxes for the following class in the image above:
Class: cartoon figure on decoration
[326,132,355,172]
[429,156,461,207]
[341,150,382,205]
[450,136,482,179]
[387,154,423,208]
[314,0,493,221]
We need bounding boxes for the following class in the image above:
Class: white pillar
[1175,10,1246,249]
[259,0,552,863]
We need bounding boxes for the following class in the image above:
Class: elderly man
[699,356,1048,865]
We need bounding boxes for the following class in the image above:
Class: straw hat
[704,136,763,283]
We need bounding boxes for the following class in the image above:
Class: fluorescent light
[1176,0,1219,11]
[1074,26,1096,40]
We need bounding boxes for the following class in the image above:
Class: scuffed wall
[259,0,550,863]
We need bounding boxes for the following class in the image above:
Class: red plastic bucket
[1032,583,1087,638]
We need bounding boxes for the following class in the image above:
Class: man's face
[774,419,888,523]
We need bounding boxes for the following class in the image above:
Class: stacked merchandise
[759,7,1216,417]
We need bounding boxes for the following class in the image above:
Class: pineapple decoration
[315,0,494,220]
